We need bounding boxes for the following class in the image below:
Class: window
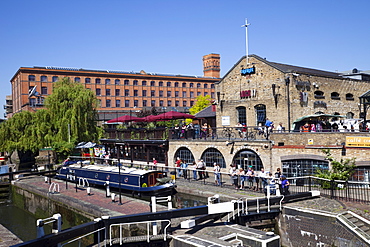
[74,77,81,82]
[167,81,171,87]
[175,101,179,107]
[197,83,201,88]
[115,89,120,96]
[183,101,187,107]
[211,92,215,99]
[282,158,329,178]
[233,150,262,170]
[331,92,340,100]
[159,81,163,86]
[151,90,155,97]
[96,78,101,84]
[116,100,121,107]
[125,89,129,96]
[175,91,179,97]
[167,100,172,106]
[143,100,147,107]
[105,79,110,84]
[174,82,179,87]
[236,106,247,125]
[255,104,266,126]
[28,75,36,81]
[211,84,215,88]
[106,89,111,96]
[124,80,129,85]
[182,82,186,87]
[106,99,111,107]
[41,76,47,82]
[200,148,226,168]
[134,100,138,107]
[142,90,147,97]
[41,87,48,95]
[190,83,194,88]
[190,91,194,98]
[134,90,138,96]
[159,100,164,106]
[85,78,91,83]
[314,90,324,99]
[52,76,58,82]
[182,92,187,98]
[125,100,130,107]
[150,81,155,86]
[197,92,201,96]
[204,92,208,96]
[29,98,36,107]
[204,83,208,88]
[346,93,354,100]
[151,100,155,106]
[133,80,138,85]
[159,90,163,97]
[190,101,194,106]
[174,147,196,167]
[167,91,171,97]
[142,80,147,86]
[96,88,101,95]
[114,79,120,85]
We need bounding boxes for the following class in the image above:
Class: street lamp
[117,144,122,205]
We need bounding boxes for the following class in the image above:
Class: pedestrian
[246,167,254,190]
[238,168,245,189]
[266,172,276,195]
[260,168,268,191]
[152,157,157,170]
[229,164,236,186]
[176,157,183,177]
[280,175,290,195]
[181,161,188,180]
[197,159,205,180]
[213,163,221,186]
[230,166,239,189]
[192,161,197,180]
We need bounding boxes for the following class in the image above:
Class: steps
[338,211,370,243]
[0,182,10,203]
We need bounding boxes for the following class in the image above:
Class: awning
[293,114,347,123]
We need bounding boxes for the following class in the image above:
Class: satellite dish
[28,85,37,97]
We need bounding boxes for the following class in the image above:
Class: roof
[194,105,216,118]
[218,54,361,83]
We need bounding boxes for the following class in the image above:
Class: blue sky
[1,0,369,118]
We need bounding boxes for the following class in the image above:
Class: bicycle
[221,127,236,140]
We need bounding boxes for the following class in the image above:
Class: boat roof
[67,164,152,175]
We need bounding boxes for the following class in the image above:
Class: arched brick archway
[200,148,226,168]
[233,149,263,171]
[173,147,195,165]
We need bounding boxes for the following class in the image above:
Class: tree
[315,149,356,181]
[189,95,212,115]
[0,77,102,160]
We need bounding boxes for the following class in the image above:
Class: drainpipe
[285,76,291,132]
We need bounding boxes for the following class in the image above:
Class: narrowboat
[56,162,176,196]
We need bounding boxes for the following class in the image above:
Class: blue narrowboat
[56,163,176,196]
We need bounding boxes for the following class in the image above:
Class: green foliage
[0,77,102,160]
[189,95,212,115]
[316,149,356,181]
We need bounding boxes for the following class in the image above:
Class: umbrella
[152,111,195,121]
[107,115,144,123]
[143,115,161,122]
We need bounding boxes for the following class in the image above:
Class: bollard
[87,187,91,195]
[52,213,62,234]
[36,219,45,238]
[44,176,48,183]
[111,193,115,202]
[105,181,110,197]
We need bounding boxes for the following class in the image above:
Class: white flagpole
[241,18,250,66]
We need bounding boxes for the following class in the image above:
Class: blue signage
[240,66,255,75]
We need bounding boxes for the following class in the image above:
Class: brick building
[215,54,370,130]
[8,54,220,121]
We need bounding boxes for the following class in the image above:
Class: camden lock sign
[240,66,255,75]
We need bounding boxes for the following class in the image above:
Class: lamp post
[285,76,291,132]
[117,144,122,205]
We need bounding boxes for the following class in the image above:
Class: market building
[7,54,220,121]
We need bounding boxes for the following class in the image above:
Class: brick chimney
[203,53,220,78]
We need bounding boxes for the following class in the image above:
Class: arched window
[167,81,171,87]
[174,147,195,166]
[200,148,226,168]
[105,79,111,84]
[281,156,329,178]
[314,90,324,99]
[254,104,266,126]
[150,81,155,86]
[159,81,163,86]
[174,82,179,87]
[182,82,186,87]
[233,149,263,171]
[95,78,101,84]
[197,83,201,88]
[236,106,246,125]
[204,83,208,88]
[115,79,120,85]
[52,76,58,82]
[189,83,194,88]
[211,84,215,89]
[74,77,81,82]
[346,93,354,100]
[331,92,340,100]
[28,75,36,81]
[85,78,91,83]
[41,76,47,82]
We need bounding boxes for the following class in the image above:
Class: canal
[0,192,208,243]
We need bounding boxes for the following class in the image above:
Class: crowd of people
[172,157,290,196]
[172,123,214,140]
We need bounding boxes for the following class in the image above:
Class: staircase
[338,211,370,244]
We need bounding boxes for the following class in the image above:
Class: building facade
[8,54,220,120]
[215,54,369,130]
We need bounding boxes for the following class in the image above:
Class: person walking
[280,175,290,195]
[213,163,221,186]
